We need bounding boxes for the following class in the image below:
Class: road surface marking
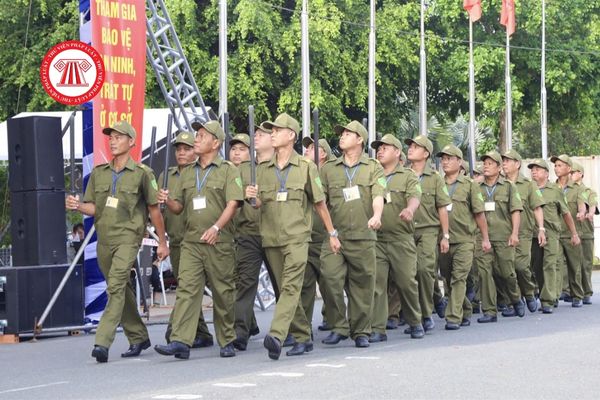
[0,381,69,394]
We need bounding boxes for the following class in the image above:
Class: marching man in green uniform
[405,135,451,331]
[301,136,336,336]
[65,120,169,363]
[477,151,524,323]
[160,131,215,349]
[155,120,243,359]
[245,113,340,360]
[528,159,580,313]
[370,134,424,341]
[319,120,385,348]
[552,154,587,307]
[436,145,491,329]
[502,149,546,314]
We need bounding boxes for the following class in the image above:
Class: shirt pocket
[94,183,111,221]
[120,184,140,216]
[286,181,305,202]
[389,189,408,209]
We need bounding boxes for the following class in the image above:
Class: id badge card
[276,191,288,202]
[446,203,453,212]
[343,186,361,202]
[484,202,496,212]
[193,196,207,210]
[106,196,119,208]
[385,192,392,204]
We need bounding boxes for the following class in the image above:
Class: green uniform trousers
[582,238,594,297]
[320,239,376,339]
[373,237,421,333]
[170,241,236,347]
[300,240,327,333]
[438,242,474,324]
[514,235,537,298]
[558,238,584,300]
[415,228,439,319]
[470,236,484,306]
[531,233,560,308]
[387,282,402,322]
[478,241,520,316]
[264,242,311,343]
[95,243,149,348]
[165,244,213,342]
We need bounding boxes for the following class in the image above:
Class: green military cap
[262,113,300,135]
[435,144,463,159]
[527,158,549,171]
[191,120,226,141]
[404,135,434,156]
[333,120,368,144]
[102,120,136,140]
[461,160,470,174]
[230,133,250,148]
[173,131,195,147]
[370,133,402,151]
[472,162,483,175]
[572,162,584,174]
[481,150,502,165]
[301,136,334,159]
[502,149,522,162]
[550,154,573,167]
[256,122,272,134]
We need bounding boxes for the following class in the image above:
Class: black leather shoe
[472,304,481,314]
[386,319,399,330]
[501,307,516,317]
[321,332,348,345]
[154,341,190,360]
[286,341,313,356]
[354,336,370,348]
[192,336,214,349]
[92,345,109,363]
[318,321,332,331]
[423,317,435,332]
[514,300,525,317]
[220,343,236,358]
[541,306,553,314]
[553,299,559,308]
[526,297,538,313]
[562,294,573,303]
[368,332,387,343]
[477,314,497,323]
[460,318,471,327]
[497,303,508,312]
[398,316,407,326]
[583,296,592,305]
[283,333,295,347]
[409,325,425,339]
[435,298,448,319]
[121,339,151,357]
[263,334,282,360]
[572,299,583,308]
[249,326,260,336]
[445,322,460,330]
[232,337,248,351]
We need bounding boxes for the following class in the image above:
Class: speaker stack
[0,116,83,335]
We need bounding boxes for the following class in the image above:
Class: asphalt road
[1,272,600,400]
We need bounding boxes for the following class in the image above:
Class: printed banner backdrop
[91,0,146,165]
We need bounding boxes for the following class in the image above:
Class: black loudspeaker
[7,116,65,192]
[0,264,84,334]
[10,190,67,266]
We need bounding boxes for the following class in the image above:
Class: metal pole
[149,126,157,169]
[505,30,512,150]
[313,108,319,167]
[368,0,376,151]
[248,105,257,207]
[468,18,476,172]
[69,112,76,194]
[541,0,548,159]
[219,0,228,124]
[419,0,427,137]
[301,0,310,138]
[35,225,96,334]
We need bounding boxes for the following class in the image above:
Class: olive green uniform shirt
[446,175,485,244]
[257,151,325,247]
[513,174,546,237]
[537,181,569,234]
[377,164,421,241]
[171,156,243,244]
[234,161,262,237]
[479,177,523,242]
[576,183,596,240]
[158,166,188,245]
[83,157,158,245]
[413,165,452,230]
[558,180,586,239]
[320,154,386,241]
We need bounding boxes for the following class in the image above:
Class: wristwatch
[212,225,220,233]
[329,229,339,238]
[442,233,450,240]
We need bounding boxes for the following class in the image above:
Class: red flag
[463,0,482,22]
[500,0,516,36]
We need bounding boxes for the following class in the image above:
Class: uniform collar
[482,175,506,186]
[387,162,406,175]
[267,150,301,168]
[108,157,136,172]
[196,155,223,169]
[334,153,370,167]
[411,164,434,177]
